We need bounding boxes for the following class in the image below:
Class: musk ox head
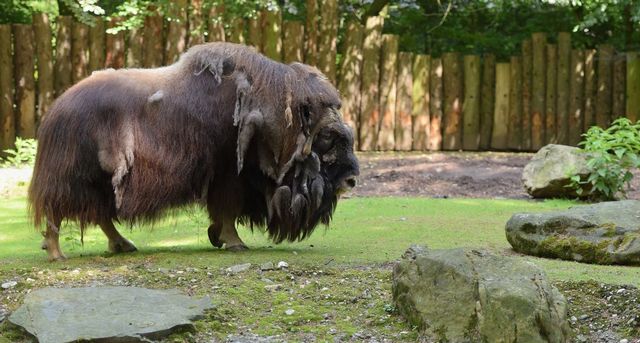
[185,43,360,243]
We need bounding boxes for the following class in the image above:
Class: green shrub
[1,138,38,168]
[570,118,640,200]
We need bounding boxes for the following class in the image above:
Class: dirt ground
[353,152,640,200]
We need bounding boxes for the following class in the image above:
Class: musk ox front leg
[207,217,248,252]
[99,220,137,254]
[42,216,66,261]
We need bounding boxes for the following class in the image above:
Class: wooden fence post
[508,56,522,150]
[377,34,398,151]
[227,18,244,44]
[337,21,364,141]
[13,24,36,138]
[627,52,640,122]
[188,0,205,46]
[556,32,570,144]
[0,25,14,152]
[492,63,510,150]
[207,4,225,42]
[596,44,614,127]
[247,13,263,51]
[412,54,430,151]
[263,8,282,61]
[442,52,462,150]
[521,39,532,150]
[304,0,318,66]
[317,0,338,82]
[462,54,481,150]
[283,21,304,63]
[584,49,597,129]
[612,54,626,119]
[545,43,557,144]
[479,54,495,150]
[429,57,443,150]
[395,52,413,151]
[88,17,105,73]
[531,33,546,150]
[143,10,164,67]
[165,0,188,64]
[71,21,89,83]
[569,49,585,145]
[105,18,125,68]
[126,28,143,67]
[54,16,72,96]
[33,13,54,120]
[358,16,384,151]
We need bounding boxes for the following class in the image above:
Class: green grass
[1,196,638,285]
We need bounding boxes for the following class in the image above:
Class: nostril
[345,177,357,188]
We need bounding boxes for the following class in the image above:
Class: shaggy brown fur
[28,42,359,260]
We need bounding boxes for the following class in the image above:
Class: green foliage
[1,138,38,168]
[570,118,640,200]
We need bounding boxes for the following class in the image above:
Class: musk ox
[28,42,359,261]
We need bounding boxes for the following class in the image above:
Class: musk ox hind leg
[41,216,66,261]
[207,218,248,252]
[99,220,137,253]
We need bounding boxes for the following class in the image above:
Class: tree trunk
[165,0,188,64]
[337,21,364,143]
[317,0,338,82]
[54,16,72,96]
[0,25,15,153]
[263,9,282,61]
[13,24,36,138]
[88,17,105,73]
[627,52,640,122]
[71,21,89,83]
[207,4,225,42]
[105,18,125,68]
[358,16,384,151]
[32,13,54,120]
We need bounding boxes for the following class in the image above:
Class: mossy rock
[392,246,570,343]
[506,200,640,265]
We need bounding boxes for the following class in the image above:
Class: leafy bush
[570,118,640,200]
[1,138,38,168]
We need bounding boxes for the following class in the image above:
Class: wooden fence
[1,3,639,154]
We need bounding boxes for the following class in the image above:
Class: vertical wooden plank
[105,19,125,69]
[412,54,430,151]
[429,57,443,150]
[531,33,546,150]
[556,32,570,144]
[126,28,143,67]
[627,52,640,122]
[395,52,413,151]
[569,49,585,145]
[584,49,597,129]
[143,10,164,67]
[612,54,626,119]
[492,63,510,150]
[283,21,304,63]
[207,4,225,42]
[358,16,383,151]
[54,16,72,96]
[545,44,557,144]
[479,54,495,150]
[317,0,338,82]
[337,21,363,142]
[188,0,205,46]
[508,56,522,150]
[226,18,245,44]
[0,25,15,152]
[71,21,89,83]
[521,39,533,150]
[165,0,188,64]
[462,54,481,150]
[304,0,318,66]
[13,24,36,138]
[263,8,282,61]
[88,17,105,73]
[377,34,398,151]
[442,52,462,150]
[32,13,54,120]
[247,13,263,52]
[596,44,614,127]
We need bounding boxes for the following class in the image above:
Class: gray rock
[393,246,570,343]
[506,200,640,265]
[522,144,593,198]
[8,286,212,343]
[1,280,17,289]
[225,263,252,274]
[264,284,282,292]
[260,262,274,271]
[277,261,289,269]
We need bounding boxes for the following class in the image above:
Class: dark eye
[313,130,335,153]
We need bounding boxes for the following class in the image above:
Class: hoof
[48,253,67,262]
[109,239,138,253]
[226,244,249,252]
[208,225,223,249]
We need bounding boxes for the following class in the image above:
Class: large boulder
[392,246,570,343]
[522,144,592,198]
[506,200,640,265]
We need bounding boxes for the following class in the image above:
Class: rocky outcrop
[392,246,570,343]
[522,144,592,198]
[506,200,640,265]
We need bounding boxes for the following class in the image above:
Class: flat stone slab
[8,286,213,343]
[506,200,640,265]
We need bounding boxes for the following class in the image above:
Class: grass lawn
[1,193,639,341]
